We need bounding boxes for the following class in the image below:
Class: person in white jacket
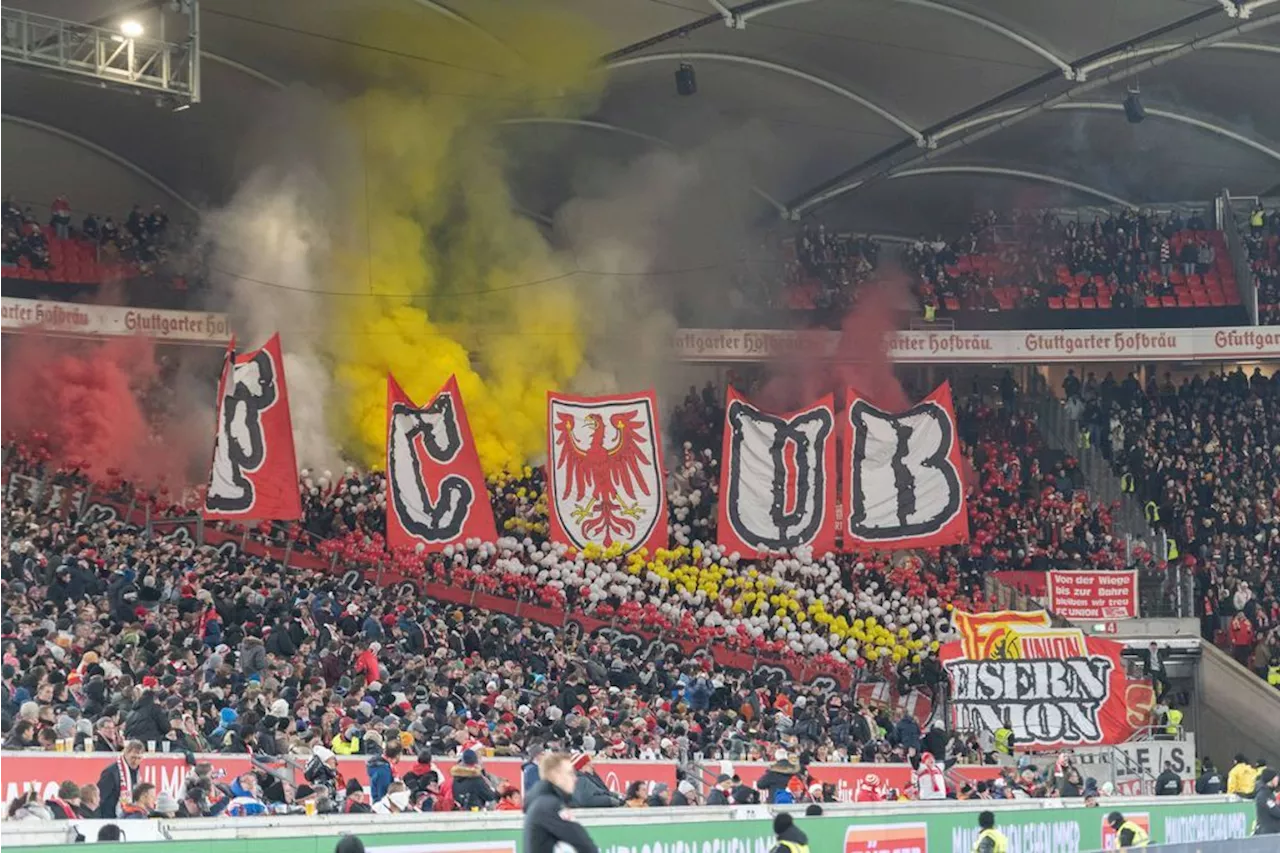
[372,782,414,815]
[915,752,948,800]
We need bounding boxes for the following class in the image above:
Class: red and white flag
[385,374,496,551]
[546,390,667,555]
[716,389,837,558]
[203,334,302,521]
[842,381,968,550]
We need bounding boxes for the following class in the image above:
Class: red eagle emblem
[553,410,653,546]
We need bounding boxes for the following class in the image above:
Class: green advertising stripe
[11,801,1256,853]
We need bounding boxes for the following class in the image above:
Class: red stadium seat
[1047,296,1064,309]
[1096,293,1112,309]
[1080,297,1097,309]
[1145,296,1161,308]
[1064,296,1081,309]
[1161,295,1178,308]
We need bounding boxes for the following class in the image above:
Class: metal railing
[1220,189,1260,325]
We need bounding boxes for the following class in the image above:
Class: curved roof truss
[738,0,1075,78]
[929,101,1280,162]
[888,165,1136,207]
[1,115,198,213]
[1077,39,1280,77]
[201,52,285,90]
[605,51,924,145]
[499,116,788,214]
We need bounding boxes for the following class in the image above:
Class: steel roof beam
[787,10,1279,215]
[887,166,1136,207]
[606,51,924,144]
[2,115,198,213]
[499,116,788,215]
[738,0,1075,77]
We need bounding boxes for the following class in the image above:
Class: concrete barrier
[1,794,1257,852]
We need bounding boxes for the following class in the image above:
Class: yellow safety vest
[924,303,937,322]
[1115,821,1149,848]
[1144,501,1160,524]
[1166,539,1179,561]
[1251,210,1265,228]
[778,840,810,853]
[331,733,360,755]
[1078,429,1091,449]
[973,829,1009,853]
[1166,708,1183,736]
[1268,665,1280,686]
[993,728,1013,755]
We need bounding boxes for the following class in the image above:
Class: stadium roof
[4,0,1279,234]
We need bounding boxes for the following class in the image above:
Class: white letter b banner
[842,381,968,550]
[716,389,837,557]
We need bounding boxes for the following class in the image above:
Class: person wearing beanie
[670,779,698,807]
[769,812,810,853]
[707,774,733,806]
[1254,768,1280,835]
[974,810,1008,853]
[523,752,600,853]
[343,778,371,814]
[569,753,620,809]
[450,749,497,811]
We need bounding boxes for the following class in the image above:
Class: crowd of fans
[1,194,173,278]
[1241,202,1280,326]
[776,206,1244,320]
[1068,366,1280,686]
[782,225,881,313]
[4,368,1276,823]
[906,207,1234,315]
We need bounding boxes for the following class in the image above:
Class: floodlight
[120,20,144,38]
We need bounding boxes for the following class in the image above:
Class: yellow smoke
[327,7,604,474]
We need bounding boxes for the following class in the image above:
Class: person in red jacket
[355,642,381,686]
[1230,613,1256,666]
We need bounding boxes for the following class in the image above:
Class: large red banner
[203,334,302,521]
[842,381,968,551]
[0,752,673,809]
[940,610,1152,749]
[717,389,837,557]
[546,390,667,555]
[385,374,497,551]
[1048,570,1139,620]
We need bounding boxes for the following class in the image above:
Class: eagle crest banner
[546,390,668,555]
[385,374,497,551]
[203,333,302,522]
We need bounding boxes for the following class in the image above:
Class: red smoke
[755,274,912,413]
[753,273,976,491]
[2,334,199,487]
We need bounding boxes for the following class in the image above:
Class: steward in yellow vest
[993,726,1014,755]
[1107,812,1149,848]
[1165,707,1183,736]
[770,813,810,853]
[974,811,1009,853]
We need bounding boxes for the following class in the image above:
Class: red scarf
[46,797,77,819]
[116,755,137,814]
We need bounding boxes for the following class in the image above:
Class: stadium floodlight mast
[0,2,200,108]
